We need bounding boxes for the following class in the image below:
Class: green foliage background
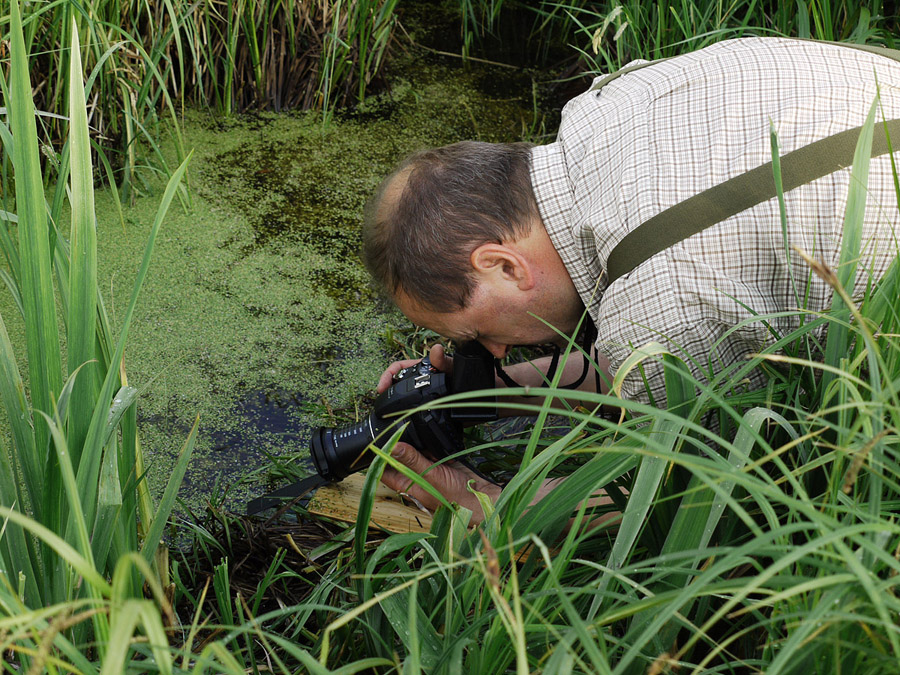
[1,0,900,672]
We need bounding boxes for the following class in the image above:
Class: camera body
[310,342,497,481]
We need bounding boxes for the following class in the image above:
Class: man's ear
[470,243,535,290]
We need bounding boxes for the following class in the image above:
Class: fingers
[381,442,442,512]
[380,442,503,526]
[376,344,453,393]
[428,343,452,373]
[376,358,421,393]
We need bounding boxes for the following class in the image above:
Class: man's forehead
[394,290,470,339]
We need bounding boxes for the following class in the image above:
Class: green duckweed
[93,55,542,511]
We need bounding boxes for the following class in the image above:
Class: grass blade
[8,0,63,529]
[140,415,199,565]
[66,15,99,472]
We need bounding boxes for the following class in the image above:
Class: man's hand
[381,442,622,532]
[381,442,501,525]
[377,343,453,393]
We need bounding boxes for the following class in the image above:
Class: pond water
[96,52,557,512]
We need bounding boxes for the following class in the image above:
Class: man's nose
[479,340,509,359]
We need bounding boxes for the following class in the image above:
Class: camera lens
[310,412,388,481]
[310,353,467,482]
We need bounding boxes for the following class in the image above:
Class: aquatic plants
[3,0,900,671]
[0,0,400,195]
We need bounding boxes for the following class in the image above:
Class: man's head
[363,141,584,357]
[362,141,539,313]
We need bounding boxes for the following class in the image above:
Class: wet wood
[308,473,434,533]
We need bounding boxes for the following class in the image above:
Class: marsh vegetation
[2,0,900,672]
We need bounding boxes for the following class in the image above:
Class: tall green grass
[455,0,897,72]
[3,0,192,201]
[0,0,198,666]
[559,0,898,74]
[321,0,400,120]
[0,9,350,668]
[0,0,400,197]
[181,0,399,115]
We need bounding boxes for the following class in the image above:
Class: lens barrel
[310,412,390,481]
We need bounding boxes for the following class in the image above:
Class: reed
[0,0,199,667]
[319,0,399,121]
[562,0,898,74]
[455,0,897,72]
[0,23,333,657]
[5,0,192,200]
[1,0,400,195]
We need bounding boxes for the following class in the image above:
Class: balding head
[373,163,412,229]
[362,141,539,312]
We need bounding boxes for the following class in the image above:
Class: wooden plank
[308,474,548,563]
[308,472,434,533]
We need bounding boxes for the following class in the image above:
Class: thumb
[428,343,452,373]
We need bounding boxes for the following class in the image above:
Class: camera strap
[246,473,329,516]
[493,317,599,392]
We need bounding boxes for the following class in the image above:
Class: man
[362,37,900,522]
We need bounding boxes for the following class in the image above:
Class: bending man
[362,37,900,522]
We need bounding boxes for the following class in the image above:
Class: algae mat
[95,57,541,512]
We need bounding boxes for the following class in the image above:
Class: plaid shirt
[531,37,900,407]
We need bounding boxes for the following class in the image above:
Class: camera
[310,342,498,481]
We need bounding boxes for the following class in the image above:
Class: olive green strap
[592,42,900,285]
[606,118,900,284]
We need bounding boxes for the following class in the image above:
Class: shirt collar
[530,143,606,307]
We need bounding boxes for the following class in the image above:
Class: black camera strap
[494,317,599,393]
[246,473,329,516]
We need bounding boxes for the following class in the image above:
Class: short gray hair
[362,141,539,312]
